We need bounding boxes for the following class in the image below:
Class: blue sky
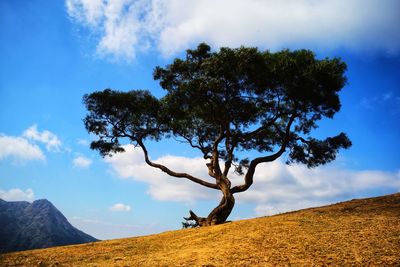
[0,0,399,240]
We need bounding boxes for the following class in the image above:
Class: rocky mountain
[0,199,97,253]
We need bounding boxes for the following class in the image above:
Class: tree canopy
[84,43,351,226]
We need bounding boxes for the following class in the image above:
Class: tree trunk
[184,185,235,227]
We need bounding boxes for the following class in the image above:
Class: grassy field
[1,193,399,266]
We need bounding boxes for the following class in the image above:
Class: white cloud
[0,135,45,162]
[77,139,90,146]
[254,199,329,217]
[383,92,393,101]
[105,145,217,202]
[66,0,150,60]
[360,92,400,115]
[66,0,400,60]
[73,155,93,168]
[105,145,400,217]
[237,163,400,216]
[109,203,131,212]
[0,188,35,202]
[66,0,105,26]
[23,124,62,152]
[0,125,63,163]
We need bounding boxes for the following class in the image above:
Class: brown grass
[1,193,399,266]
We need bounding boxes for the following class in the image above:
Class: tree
[83,43,351,227]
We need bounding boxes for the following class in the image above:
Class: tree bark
[184,182,235,227]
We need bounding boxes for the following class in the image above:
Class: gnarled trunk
[184,185,235,227]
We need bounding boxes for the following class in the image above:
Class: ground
[1,193,399,266]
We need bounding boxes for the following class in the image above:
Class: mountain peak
[0,199,97,253]
[31,198,55,209]
[33,199,51,204]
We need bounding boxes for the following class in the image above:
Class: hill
[0,199,97,253]
[1,193,399,266]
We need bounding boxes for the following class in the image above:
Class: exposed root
[183,210,210,227]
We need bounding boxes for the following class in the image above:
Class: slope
[1,193,399,266]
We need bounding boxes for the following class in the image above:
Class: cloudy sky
[1,0,399,240]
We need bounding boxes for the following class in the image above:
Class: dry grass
[1,193,399,266]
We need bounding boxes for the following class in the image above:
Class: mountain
[1,193,399,266]
[0,199,97,253]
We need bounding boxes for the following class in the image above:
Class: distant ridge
[0,199,97,253]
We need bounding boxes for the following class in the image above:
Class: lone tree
[84,43,351,227]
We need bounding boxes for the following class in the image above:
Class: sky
[0,0,399,240]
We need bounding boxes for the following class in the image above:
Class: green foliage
[83,89,163,156]
[84,43,351,172]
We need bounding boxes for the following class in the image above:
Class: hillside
[1,193,399,266]
[0,199,97,253]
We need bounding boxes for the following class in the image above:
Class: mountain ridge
[0,198,97,253]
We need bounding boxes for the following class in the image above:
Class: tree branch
[210,131,225,178]
[177,133,211,159]
[137,140,219,190]
[235,108,290,147]
[231,114,296,194]
[223,125,235,177]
